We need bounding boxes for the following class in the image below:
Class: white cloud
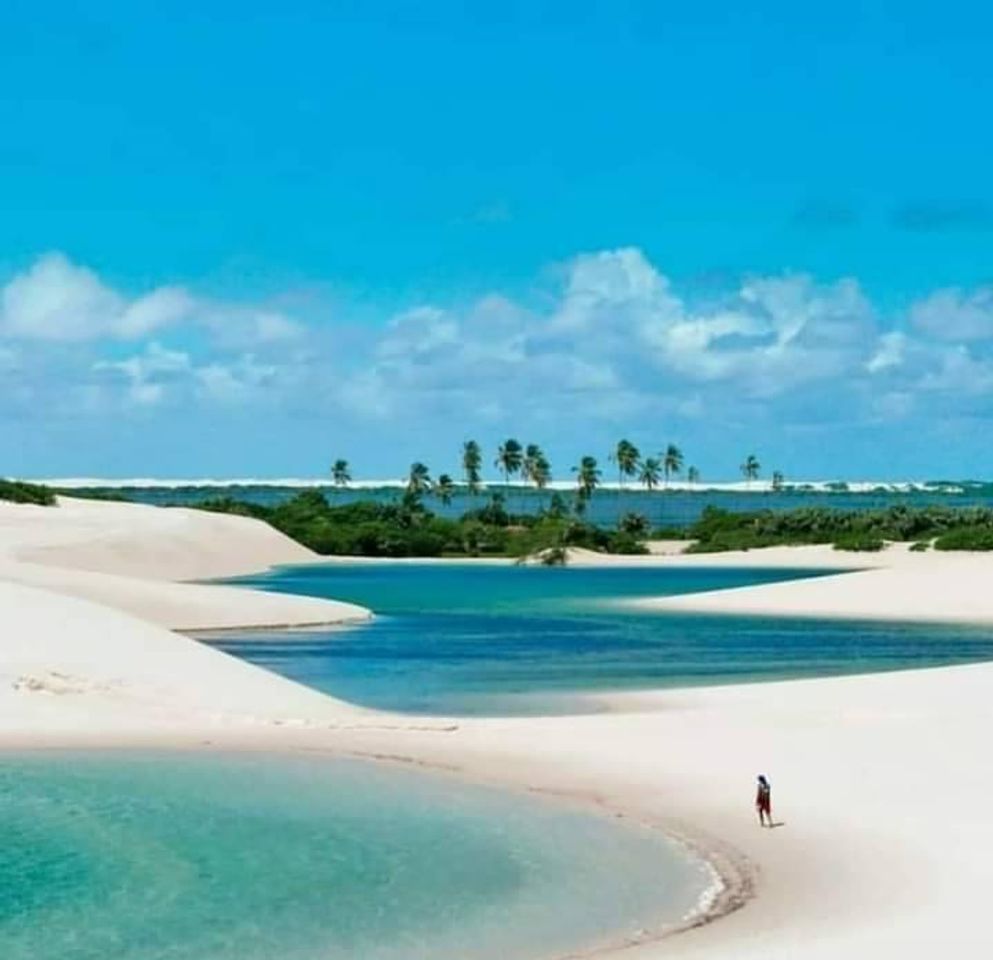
[334,249,886,425]
[1,253,126,341]
[866,332,906,373]
[910,286,993,341]
[91,342,278,408]
[13,247,993,443]
[94,343,193,405]
[0,252,300,346]
[119,287,195,337]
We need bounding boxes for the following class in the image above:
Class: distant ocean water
[42,477,993,527]
[216,563,993,714]
[0,752,711,960]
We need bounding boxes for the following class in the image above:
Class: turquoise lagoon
[0,752,711,960]
[217,563,993,714]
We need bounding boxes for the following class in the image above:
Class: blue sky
[2,1,992,480]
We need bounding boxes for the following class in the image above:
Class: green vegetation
[0,479,57,506]
[832,534,885,552]
[639,457,661,490]
[59,488,132,502]
[687,505,993,553]
[741,454,761,484]
[331,459,351,488]
[572,456,601,516]
[461,440,483,493]
[494,439,524,485]
[663,444,683,485]
[611,439,640,488]
[522,444,551,490]
[194,490,649,559]
[933,528,993,551]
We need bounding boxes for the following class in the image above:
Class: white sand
[626,542,993,625]
[2,500,993,957]
[0,497,370,629]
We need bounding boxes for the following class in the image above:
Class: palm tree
[771,470,785,492]
[687,465,700,485]
[522,444,540,485]
[331,458,351,488]
[523,444,552,491]
[495,439,524,486]
[662,444,683,486]
[435,473,456,506]
[639,457,662,491]
[573,455,601,514]
[741,454,761,486]
[407,461,432,497]
[610,439,640,488]
[531,455,551,490]
[462,440,482,494]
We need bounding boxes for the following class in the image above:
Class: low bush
[933,528,993,551]
[606,531,650,555]
[832,534,885,552]
[687,505,993,553]
[0,479,57,506]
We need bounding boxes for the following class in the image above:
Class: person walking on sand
[756,774,772,827]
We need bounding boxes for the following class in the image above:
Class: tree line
[331,440,773,512]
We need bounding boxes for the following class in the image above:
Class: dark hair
[757,775,769,785]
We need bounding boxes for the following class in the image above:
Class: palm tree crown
[407,461,432,495]
[741,455,761,483]
[495,439,524,485]
[610,439,641,487]
[573,455,601,504]
[687,465,700,484]
[662,444,683,484]
[331,459,351,487]
[462,440,482,492]
[522,444,551,490]
[435,473,456,505]
[639,457,662,490]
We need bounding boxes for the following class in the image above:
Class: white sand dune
[2,499,993,957]
[628,542,993,625]
[0,497,370,630]
[0,578,369,736]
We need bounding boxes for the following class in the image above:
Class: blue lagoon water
[216,563,993,714]
[0,752,710,960]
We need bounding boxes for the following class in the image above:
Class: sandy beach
[2,499,993,957]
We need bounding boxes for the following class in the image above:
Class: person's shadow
[767,820,786,829]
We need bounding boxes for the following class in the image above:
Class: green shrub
[832,534,885,552]
[606,531,649,555]
[933,528,993,551]
[649,525,689,540]
[0,479,57,506]
[618,512,650,536]
[909,540,931,552]
[687,504,993,553]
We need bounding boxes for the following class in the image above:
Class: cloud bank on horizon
[2,248,992,479]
